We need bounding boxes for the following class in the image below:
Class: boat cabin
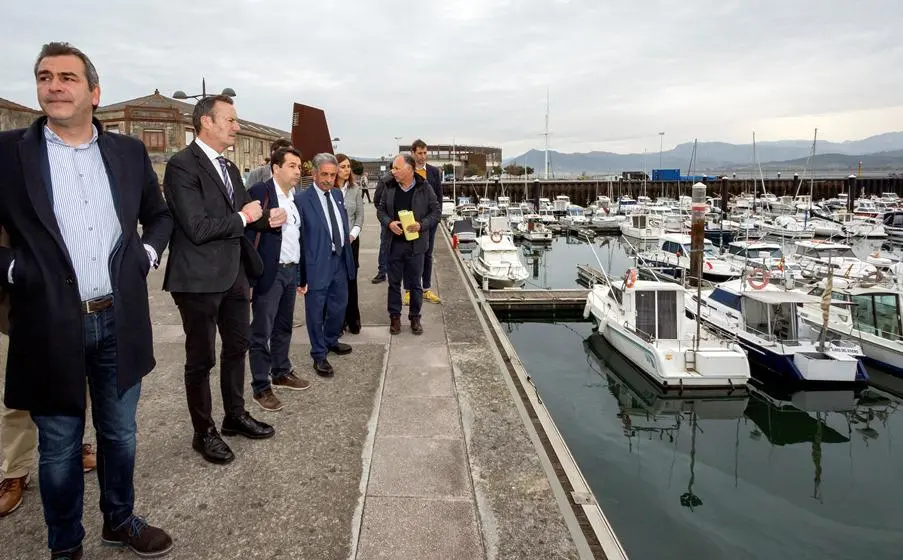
[808,284,903,340]
[712,286,818,343]
[617,282,685,341]
[726,242,783,260]
[794,241,856,260]
[659,235,716,258]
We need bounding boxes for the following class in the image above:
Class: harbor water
[498,234,903,560]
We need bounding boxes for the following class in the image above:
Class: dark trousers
[31,307,141,553]
[377,226,388,276]
[422,223,438,290]
[304,254,348,361]
[344,238,361,329]
[388,239,425,319]
[362,188,372,203]
[249,264,299,395]
[171,270,249,434]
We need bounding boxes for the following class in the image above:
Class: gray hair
[394,154,416,170]
[34,42,100,91]
[311,153,338,171]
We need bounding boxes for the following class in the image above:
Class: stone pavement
[0,202,582,559]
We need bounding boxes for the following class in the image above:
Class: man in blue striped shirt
[0,43,173,559]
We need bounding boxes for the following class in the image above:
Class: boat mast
[543,89,551,180]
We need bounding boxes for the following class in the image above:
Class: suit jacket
[163,141,268,293]
[343,181,365,236]
[425,163,443,202]
[294,186,355,292]
[0,117,173,414]
[373,172,392,209]
[376,175,442,254]
[245,179,305,298]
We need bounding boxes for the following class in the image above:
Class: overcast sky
[2,0,900,158]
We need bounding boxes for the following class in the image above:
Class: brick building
[0,91,290,184]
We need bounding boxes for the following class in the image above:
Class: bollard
[847,175,857,214]
[689,182,707,287]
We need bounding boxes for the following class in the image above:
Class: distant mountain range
[504,132,903,176]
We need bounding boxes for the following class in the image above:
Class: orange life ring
[624,268,638,288]
[747,268,770,290]
[490,231,503,243]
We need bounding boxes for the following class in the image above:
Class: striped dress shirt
[45,125,122,301]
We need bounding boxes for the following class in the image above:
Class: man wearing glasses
[246,147,310,412]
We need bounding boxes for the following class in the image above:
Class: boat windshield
[568,207,584,216]
[851,293,902,339]
[798,246,856,259]
[743,299,799,342]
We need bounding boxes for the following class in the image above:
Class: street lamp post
[332,137,340,151]
[393,136,402,155]
[172,77,237,101]
[658,131,665,170]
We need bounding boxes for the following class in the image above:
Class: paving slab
[376,396,462,439]
[356,497,483,560]
[383,363,454,398]
[368,436,471,499]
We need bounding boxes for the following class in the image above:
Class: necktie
[324,191,343,253]
[416,167,427,179]
[216,156,235,205]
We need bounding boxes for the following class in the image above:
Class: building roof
[0,97,40,113]
[96,90,290,138]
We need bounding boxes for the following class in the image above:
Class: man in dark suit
[246,147,311,412]
[370,171,393,285]
[164,94,285,465]
[410,139,444,304]
[0,42,173,559]
[377,154,441,335]
[294,153,356,377]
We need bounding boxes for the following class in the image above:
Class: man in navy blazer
[295,153,356,377]
[245,147,311,412]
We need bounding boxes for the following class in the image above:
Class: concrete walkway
[0,203,582,559]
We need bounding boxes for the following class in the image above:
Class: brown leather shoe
[0,475,28,517]
[272,371,311,391]
[82,444,97,473]
[410,317,423,335]
[102,516,173,557]
[253,388,284,411]
[390,315,401,335]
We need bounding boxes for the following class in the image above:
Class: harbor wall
[444,176,903,207]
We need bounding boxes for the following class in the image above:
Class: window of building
[242,137,250,153]
[184,128,195,146]
[106,125,119,134]
[143,130,165,151]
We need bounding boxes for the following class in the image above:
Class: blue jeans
[377,226,388,276]
[422,223,438,290]
[305,254,348,361]
[249,265,299,395]
[31,307,141,554]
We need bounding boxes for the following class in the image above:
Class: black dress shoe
[192,428,235,464]
[329,342,352,355]
[221,412,275,440]
[314,358,335,377]
[371,274,386,284]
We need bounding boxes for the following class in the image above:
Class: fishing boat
[470,233,530,289]
[560,205,589,227]
[515,216,553,243]
[798,276,903,378]
[639,234,742,282]
[582,270,750,390]
[687,279,867,384]
[619,213,664,241]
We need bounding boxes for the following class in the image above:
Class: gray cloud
[2,0,900,158]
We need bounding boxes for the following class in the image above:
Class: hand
[297,284,308,295]
[406,221,421,233]
[269,208,287,228]
[350,234,357,243]
[389,221,403,235]
[241,200,263,222]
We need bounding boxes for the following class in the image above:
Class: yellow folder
[398,210,420,241]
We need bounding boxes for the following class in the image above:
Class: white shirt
[194,138,249,226]
[273,179,301,264]
[316,187,345,251]
[340,182,361,240]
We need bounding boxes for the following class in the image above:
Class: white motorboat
[758,215,816,239]
[639,234,742,282]
[560,205,589,227]
[470,233,530,289]
[538,208,558,225]
[440,196,455,218]
[687,279,867,384]
[723,240,805,282]
[793,239,888,280]
[798,277,903,378]
[590,213,627,230]
[619,213,664,241]
[516,216,553,243]
[808,217,849,238]
[882,211,903,239]
[583,273,750,389]
[505,205,524,228]
[832,212,888,238]
[552,195,571,215]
